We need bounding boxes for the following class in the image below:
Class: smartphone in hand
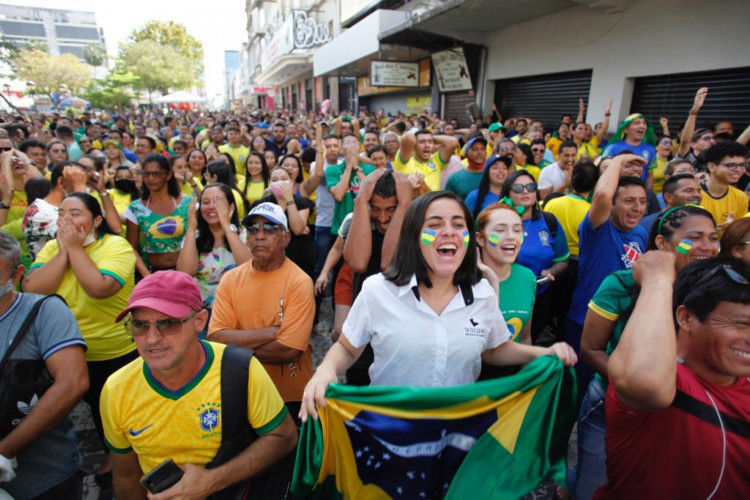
[140,458,184,494]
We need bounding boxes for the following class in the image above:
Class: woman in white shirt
[300,191,576,422]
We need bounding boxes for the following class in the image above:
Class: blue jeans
[564,318,595,406]
[572,378,608,500]
[313,226,333,280]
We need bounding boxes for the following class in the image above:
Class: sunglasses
[142,170,167,178]
[50,148,66,154]
[0,147,10,153]
[127,311,195,336]
[693,264,749,289]
[246,222,281,234]
[510,183,537,194]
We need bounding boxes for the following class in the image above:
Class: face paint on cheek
[463,230,470,247]
[675,238,693,255]
[421,229,436,246]
[487,233,500,247]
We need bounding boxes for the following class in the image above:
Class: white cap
[242,202,289,230]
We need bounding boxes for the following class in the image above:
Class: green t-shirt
[498,263,537,342]
[445,168,483,201]
[588,269,635,389]
[325,162,376,235]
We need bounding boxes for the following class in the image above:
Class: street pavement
[74,295,574,499]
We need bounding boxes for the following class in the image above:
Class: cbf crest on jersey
[197,402,221,433]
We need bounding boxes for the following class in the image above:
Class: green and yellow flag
[292,356,576,499]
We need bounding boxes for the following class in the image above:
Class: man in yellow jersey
[699,141,748,229]
[392,129,458,192]
[101,271,296,499]
[218,126,250,178]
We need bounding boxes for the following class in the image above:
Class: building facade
[311,0,749,132]
[0,3,106,64]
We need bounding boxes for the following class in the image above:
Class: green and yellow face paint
[421,228,437,246]
[462,230,470,247]
[487,233,500,247]
[675,238,693,255]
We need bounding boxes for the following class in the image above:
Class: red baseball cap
[115,271,203,323]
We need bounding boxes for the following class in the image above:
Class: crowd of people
[0,84,748,499]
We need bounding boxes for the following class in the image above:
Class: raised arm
[433,134,459,164]
[597,100,613,143]
[176,201,200,276]
[589,154,645,229]
[678,87,708,158]
[343,169,386,272]
[576,98,585,124]
[608,251,677,411]
[380,172,412,271]
[299,125,325,197]
[328,144,358,202]
[397,132,416,164]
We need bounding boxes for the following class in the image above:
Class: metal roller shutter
[494,70,593,132]
[443,91,476,128]
[631,67,750,137]
[369,91,431,117]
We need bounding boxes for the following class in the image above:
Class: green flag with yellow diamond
[292,355,576,499]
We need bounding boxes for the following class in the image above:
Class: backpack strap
[542,211,558,240]
[220,344,256,444]
[0,295,61,370]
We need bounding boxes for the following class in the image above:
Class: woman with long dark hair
[177,182,250,335]
[23,191,138,481]
[124,153,191,277]
[465,155,513,219]
[205,159,247,218]
[300,191,576,421]
[242,151,270,204]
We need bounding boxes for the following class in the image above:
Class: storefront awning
[313,9,429,77]
[256,54,313,87]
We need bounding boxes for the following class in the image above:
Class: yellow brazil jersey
[700,184,748,227]
[32,234,137,361]
[652,158,668,194]
[231,188,247,219]
[393,150,446,192]
[101,341,287,474]
[108,189,136,237]
[244,181,267,205]
[576,142,599,161]
[517,164,540,182]
[0,190,28,249]
[218,144,250,178]
[543,194,591,257]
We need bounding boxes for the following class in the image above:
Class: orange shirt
[209,258,315,402]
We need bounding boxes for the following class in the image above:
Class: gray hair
[0,231,21,270]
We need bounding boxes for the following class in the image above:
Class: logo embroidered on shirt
[128,424,153,436]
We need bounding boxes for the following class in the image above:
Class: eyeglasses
[531,148,545,153]
[500,146,516,153]
[246,222,281,234]
[50,148,66,154]
[659,140,672,146]
[510,183,537,194]
[719,162,748,170]
[142,170,167,178]
[697,136,715,142]
[692,264,749,289]
[127,311,195,336]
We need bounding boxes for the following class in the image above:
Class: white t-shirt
[343,273,511,387]
[537,162,567,192]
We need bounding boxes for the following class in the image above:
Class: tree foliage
[117,40,195,100]
[0,35,19,76]
[129,21,203,74]
[83,43,106,67]
[82,70,137,110]
[14,49,90,98]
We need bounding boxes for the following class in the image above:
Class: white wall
[482,0,750,129]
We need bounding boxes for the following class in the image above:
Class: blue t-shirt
[567,214,648,325]
[465,190,500,216]
[601,140,656,182]
[0,293,87,498]
[517,215,569,295]
[639,211,660,235]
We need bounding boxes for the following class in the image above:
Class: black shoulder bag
[207,344,295,500]
[0,295,60,439]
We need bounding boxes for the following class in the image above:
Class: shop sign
[369,61,419,88]
[293,11,332,49]
[432,48,473,92]
[261,16,294,70]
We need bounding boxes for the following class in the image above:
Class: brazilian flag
[292,356,576,499]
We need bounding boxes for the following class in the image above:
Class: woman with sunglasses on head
[300,191,576,422]
[124,153,192,278]
[252,166,314,276]
[502,170,569,343]
[22,191,138,482]
[177,183,250,337]
[572,204,718,500]
[466,155,513,220]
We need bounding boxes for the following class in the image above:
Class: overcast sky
[18,0,247,99]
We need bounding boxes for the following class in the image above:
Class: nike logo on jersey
[129,424,153,436]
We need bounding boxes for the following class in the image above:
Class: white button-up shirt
[343,274,511,387]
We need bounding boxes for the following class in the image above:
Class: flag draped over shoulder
[292,355,576,499]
